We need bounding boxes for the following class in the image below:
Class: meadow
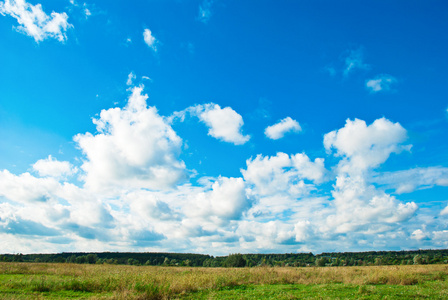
[0,262,447,299]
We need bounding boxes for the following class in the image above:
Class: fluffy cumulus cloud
[0,78,446,254]
[324,118,410,174]
[242,152,326,197]
[0,170,61,203]
[74,86,187,192]
[265,117,301,140]
[0,0,72,42]
[322,118,417,235]
[366,74,397,93]
[327,175,417,234]
[179,103,250,145]
[32,155,77,179]
[143,28,158,51]
[186,177,250,224]
[411,229,429,241]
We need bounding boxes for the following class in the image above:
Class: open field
[0,262,447,299]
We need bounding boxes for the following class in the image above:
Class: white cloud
[198,0,213,23]
[84,7,90,18]
[322,117,418,235]
[327,174,417,234]
[324,118,410,174]
[0,69,444,255]
[291,153,327,184]
[372,166,448,194]
[0,170,60,203]
[366,75,397,93]
[242,152,326,197]
[265,117,301,140]
[126,71,136,86]
[181,103,250,145]
[294,220,311,242]
[127,191,178,221]
[343,48,369,76]
[32,155,77,179]
[432,230,448,244]
[0,0,72,42]
[441,205,448,216]
[186,177,250,223]
[74,86,187,193]
[143,28,158,51]
[411,229,428,240]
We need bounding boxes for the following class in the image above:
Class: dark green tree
[224,254,246,267]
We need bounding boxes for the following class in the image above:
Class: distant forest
[1,249,448,268]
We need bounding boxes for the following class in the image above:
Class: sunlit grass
[0,262,447,299]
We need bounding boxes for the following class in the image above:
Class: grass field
[0,262,447,299]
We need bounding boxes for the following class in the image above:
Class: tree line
[2,249,448,267]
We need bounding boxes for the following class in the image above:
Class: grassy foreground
[0,262,447,299]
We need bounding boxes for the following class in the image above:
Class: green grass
[0,262,447,299]
[183,281,448,299]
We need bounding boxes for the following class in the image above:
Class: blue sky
[0,0,447,255]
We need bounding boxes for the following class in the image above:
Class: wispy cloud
[197,0,214,23]
[372,166,448,194]
[143,28,158,51]
[68,1,94,20]
[126,72,136,86]
[0,0,73,42]
[366,74,397,93]
[343,48,370,76]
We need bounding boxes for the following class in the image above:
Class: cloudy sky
[0,0,447,255]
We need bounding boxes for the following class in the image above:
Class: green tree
[224,254,246,268]
[375,257,383,266]
[86,254,98,264]
[413,254,423,265]
[315,257,327,267]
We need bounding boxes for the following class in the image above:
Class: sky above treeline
[0,0,447,255]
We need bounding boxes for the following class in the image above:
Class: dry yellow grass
[1,262,447,299]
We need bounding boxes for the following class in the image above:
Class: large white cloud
[264,117,301,140]
[327,175,417,234]
[0,0,72,42]
[324,118,410,174]
[0,78,444,256]
[322,118,418,235]
[0,169,60,203]
[186,177,250,224]
[74,86,187,192]
[242,152,326,197]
